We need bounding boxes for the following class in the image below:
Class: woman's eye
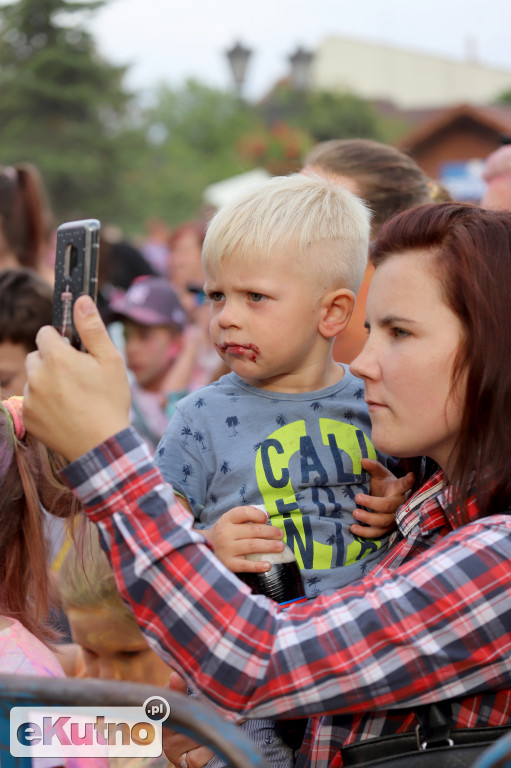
[208,292,224,302]
[391,327,409,339]
[249,293,266,302]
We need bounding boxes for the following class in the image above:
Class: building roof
[397,103,511,152]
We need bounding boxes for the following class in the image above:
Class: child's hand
[350,458,415,538]
[203,506,285,574]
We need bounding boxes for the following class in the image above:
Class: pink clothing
[0,616,65,676]
[0,617,107,768]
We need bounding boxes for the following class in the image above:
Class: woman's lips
[366,400,388,412]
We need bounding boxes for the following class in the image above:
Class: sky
[86,0,511,101]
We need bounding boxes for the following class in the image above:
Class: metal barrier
[0,674,269,768]
[472,730,511,768]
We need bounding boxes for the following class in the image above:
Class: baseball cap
[108,276,187,330]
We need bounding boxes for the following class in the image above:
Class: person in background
[0,395,77,666]
[481,142,511,211]
[0,267,76,639]
[97,226,156,322]
[139,216,172,276]
[108,275,203,454]
[0,162,54,283]
[302,138,449,363]
[167,220,207,315]
[167,219,228,388]
[0,395,102,768]
[57,525,175,768]
[0,268,53,396]
[58,522,173,686]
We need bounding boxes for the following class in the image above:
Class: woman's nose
[350,337,376,381]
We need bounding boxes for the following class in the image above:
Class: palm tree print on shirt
[306,574,322,597]
[180,426,192,445]
[181,464,192,484]
[193,430,207,451]
[226,415,239,435]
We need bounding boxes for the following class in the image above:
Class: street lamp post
[288,46,314,91]
[225,41,253,98]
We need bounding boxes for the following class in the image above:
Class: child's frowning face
[205,248,340,393]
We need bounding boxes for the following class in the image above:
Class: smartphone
[52,219,100,349]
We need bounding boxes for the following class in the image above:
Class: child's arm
[201,506,286,574]
[351,458,415,539]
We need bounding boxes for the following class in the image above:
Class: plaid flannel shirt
[62,428,511,767]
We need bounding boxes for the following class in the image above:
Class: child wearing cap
[108,275,203,453]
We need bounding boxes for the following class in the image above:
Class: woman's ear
[318,289,356,339]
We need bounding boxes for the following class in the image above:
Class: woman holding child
[23,194,511,767]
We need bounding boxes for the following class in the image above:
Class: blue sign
[439,159,485,202]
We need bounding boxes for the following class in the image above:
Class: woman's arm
[61,426,511,721]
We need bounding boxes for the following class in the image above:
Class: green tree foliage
[494,89,511,106]
[0,1,399,237]
[128,79,263,226]
[259,85,385,143]
[0,0,137,222]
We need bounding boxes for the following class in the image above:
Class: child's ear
[318,289,355,339]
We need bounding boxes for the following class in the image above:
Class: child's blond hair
[59,523,138,629]
[203,173,371,294]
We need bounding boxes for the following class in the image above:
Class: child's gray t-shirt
[156,367,393,597]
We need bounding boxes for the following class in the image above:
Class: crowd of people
[1,138,511,768]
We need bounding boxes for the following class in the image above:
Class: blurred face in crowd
[0,341,29,396]
[481,175,511,213]
[123,321,182,391]
[67,606,171,685]
[169,229,204,291]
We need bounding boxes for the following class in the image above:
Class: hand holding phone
[52,219,100,349]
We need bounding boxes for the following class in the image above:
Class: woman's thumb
[73,295,113,358]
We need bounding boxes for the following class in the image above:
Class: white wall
[311,37,511,108]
